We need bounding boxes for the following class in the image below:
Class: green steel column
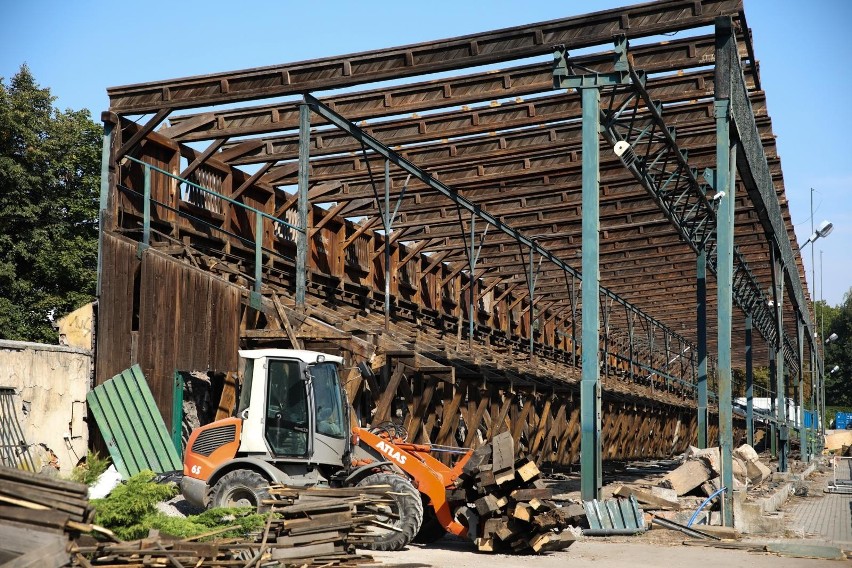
[797,317,807,462]
[142,164,151,247]
[772,252,787,472]
[580,86,602,501]
[745,314,754,447]
[769,346,777,458]
[254,211,263,295]
[697,247,708,448]
[296,103,310,309]
[714,97,734,527]
[96,120,114,297]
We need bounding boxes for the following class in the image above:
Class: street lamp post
[799,186,834,446]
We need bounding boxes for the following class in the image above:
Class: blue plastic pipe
[687,486,727,527]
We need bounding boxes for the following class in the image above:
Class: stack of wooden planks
[264,484,393,563]
[68,484,386,567]
[452,432,578,554]
[0,465,97,567]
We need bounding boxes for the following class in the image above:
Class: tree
[824,287,852,406]
[0,65,101,342]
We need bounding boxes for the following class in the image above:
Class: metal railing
[123,155,305,300]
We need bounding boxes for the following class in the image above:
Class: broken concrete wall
[0,339,91,475]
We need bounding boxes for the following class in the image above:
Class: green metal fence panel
[86,364,182,478]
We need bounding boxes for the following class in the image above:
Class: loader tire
[356,472,423,551]
[209,469,270,511]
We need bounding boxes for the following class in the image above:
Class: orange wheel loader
[181,349,472,550]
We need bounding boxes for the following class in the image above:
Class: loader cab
[237,349,348,468]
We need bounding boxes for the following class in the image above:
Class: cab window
[311,363,344,438]
[265,359,308,456]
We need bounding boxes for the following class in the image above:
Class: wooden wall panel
[96,234,140,386]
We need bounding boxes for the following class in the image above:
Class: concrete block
[650,486,678,502]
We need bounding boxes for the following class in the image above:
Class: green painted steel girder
[580,86,603,502]
[715,95,735,528]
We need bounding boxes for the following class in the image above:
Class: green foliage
[824,288,852,406]
[0,64,101,342]
[92,471,178,539]
[731,365,771,398]
[69,451,110,485]
[91,471,267,541]
[143,507,268,540]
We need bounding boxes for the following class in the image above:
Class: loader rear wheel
[356,472,423,551]
[209,469,270,511]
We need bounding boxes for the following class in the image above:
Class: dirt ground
[370,532,842,567]
[371,463,847,568]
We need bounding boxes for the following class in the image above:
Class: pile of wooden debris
[0,465,383,567]
[452,431,579,553]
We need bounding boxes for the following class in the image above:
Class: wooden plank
[272,293,302,349]
[271,542,339,560]
[215,372,239,420]
[373,363,406,424]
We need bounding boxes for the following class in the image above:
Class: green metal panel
[86,365,182,478]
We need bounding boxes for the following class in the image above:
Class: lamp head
[826,332,839,344]
[816,220,834,239]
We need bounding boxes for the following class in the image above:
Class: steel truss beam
[303,93,693,353]
[553,44,797,375]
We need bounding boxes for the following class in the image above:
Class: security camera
[713,191,725,201]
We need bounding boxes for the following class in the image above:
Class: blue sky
[1,0,850,305]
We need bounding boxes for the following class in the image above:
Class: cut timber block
[512,502,533,522]
[510,488,554,501]
[495,469,516,486]
[496,519,523,541]
[475,494,502,516]
[658,459,711,496]
[481,517,506,539]
[475,537,495,552]
[492,431,515,485]
[529,531,576,553]
[515,459,540,483]
[614,485,679,510]
[528,498,552,512]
